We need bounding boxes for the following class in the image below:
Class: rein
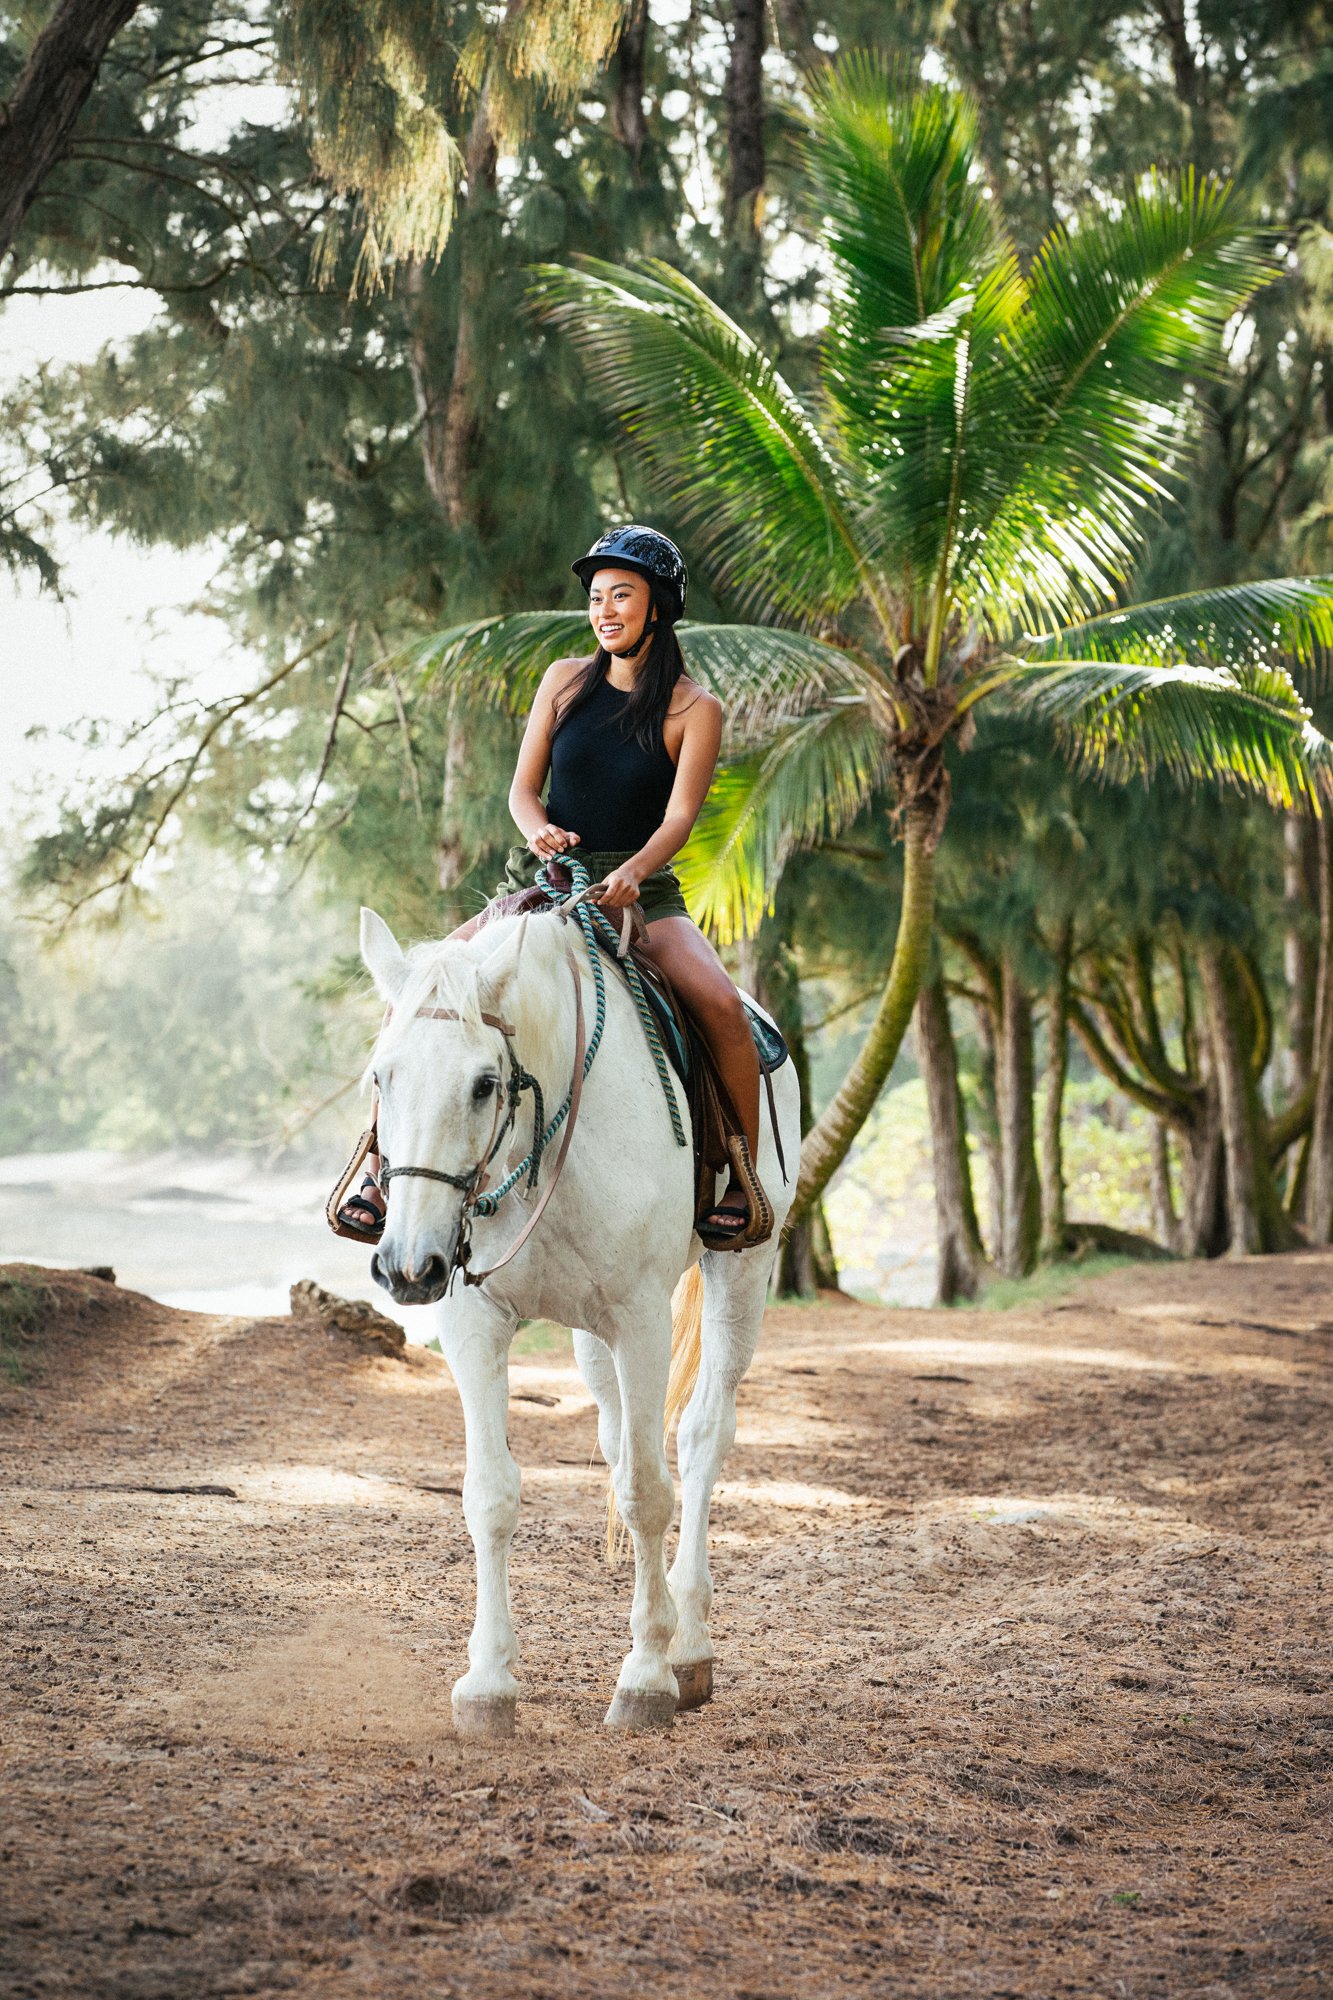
[377,857,685,1291]
[379,952,583,1289]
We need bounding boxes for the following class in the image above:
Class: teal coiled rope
[471,856,688,1219]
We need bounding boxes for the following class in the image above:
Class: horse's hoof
[452,1694,517,1739]
[672,1658,714,1711]
[604,1687,677,1732]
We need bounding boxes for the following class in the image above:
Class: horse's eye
[473,1074,497,1102]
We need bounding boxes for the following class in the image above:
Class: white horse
[359,902,801,1735]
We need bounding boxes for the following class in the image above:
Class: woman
[338,524,767,1249]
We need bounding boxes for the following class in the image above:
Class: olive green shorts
[496,845,690,925]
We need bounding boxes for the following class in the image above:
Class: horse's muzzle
[371,1244,455,1305]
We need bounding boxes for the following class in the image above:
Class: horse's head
[359,906,532,1305]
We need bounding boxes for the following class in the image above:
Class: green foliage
[1,849,376,1155]
[0,1274,54,1384]
[6,0,1333,1263]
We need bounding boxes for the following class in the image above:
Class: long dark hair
[552,578,686,753]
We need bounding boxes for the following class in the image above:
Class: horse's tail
[606,1260,705,1562]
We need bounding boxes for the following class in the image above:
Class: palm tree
[406,56,1333,1223]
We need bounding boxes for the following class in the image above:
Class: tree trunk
[1039,919,1071,1261]
[723,0,766,307]
[0,0,140,264]
[793,801,938,1222]
[914,974,984,1303]
[438,101,500,534]
[1148,1120,1181,1253]
[436,690,471,914]
[1283,812,1317,1098]
[997,953,1041,1279]
[404,262,450,518]
[771,0,828,75]
[970,994,1003,1261]
[1180,1087,1228,1258]
[737,932,837,1297]
[1199,943,1295,1255]
[1304,818,1333,1242]
[609,0,648,171]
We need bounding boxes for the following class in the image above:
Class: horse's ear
[360,907,407,1002]
[476,913,528,1005]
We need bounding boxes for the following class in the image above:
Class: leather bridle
[377,941,588,1290]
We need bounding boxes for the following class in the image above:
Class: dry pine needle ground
[0,1252,1329,1998]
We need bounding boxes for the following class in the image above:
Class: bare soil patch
[1,1253,1329,1997]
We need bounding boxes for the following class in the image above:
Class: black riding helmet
[571,524,688,623]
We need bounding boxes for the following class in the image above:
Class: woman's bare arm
[508,660,586,857]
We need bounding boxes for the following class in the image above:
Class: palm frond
[846,256,1030,622]
[391,613,892,753]
[995,658,1333,812]
[803,52,997,333]
[1025,576,1333,685]
[963,172,1273,635]
[526,257,879,631]
[676,700,896,943]
[676,625,891,744]
[396,611,591,713]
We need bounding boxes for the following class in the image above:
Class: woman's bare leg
[635,915,761,1223]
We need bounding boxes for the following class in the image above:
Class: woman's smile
[587,564,652,653]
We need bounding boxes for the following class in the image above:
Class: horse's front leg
[440,1292,522,1738]
[604,1304,679,1732]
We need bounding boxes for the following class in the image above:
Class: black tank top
[545,672,678,851]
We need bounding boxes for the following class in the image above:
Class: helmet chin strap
[621,606,658,659]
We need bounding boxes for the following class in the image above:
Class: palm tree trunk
[997,953,1041,1279]
[914,974,984,1302]
[736,931,837,1296]
[792,802,937,1221]
[1039,919,1072,1260]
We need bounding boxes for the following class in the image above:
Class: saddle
[483,863,789,1251]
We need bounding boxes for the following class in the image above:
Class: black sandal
[697,1188,750,1249]
[336,1174,386,1241]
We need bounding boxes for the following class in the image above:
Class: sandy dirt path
[1,1254,1329,1998]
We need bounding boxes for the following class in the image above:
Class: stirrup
[698,1134,773,1253]
[327,1126,383,1242]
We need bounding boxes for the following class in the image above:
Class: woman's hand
[593,863,642,910]
[527,823,581,861]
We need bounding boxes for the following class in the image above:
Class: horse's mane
[363,914,576,1092]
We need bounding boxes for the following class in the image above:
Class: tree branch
[1068,996,1190,1127]
[0,0,142,264]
